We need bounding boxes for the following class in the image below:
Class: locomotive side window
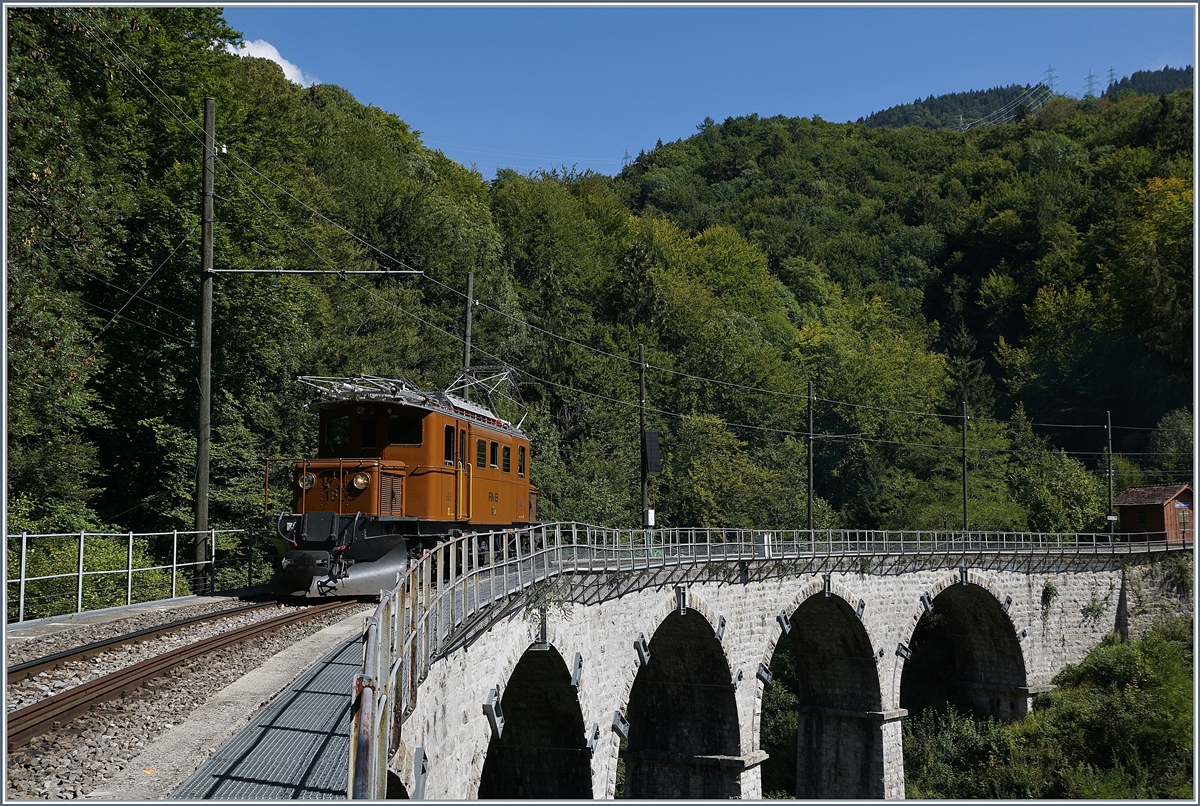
[518,445,526,477]
[326,415,350,449]
[388,414,422,445]
[502,446,511,472]
[460,430,466,467]
[444,425,454,464]
[490,441,499,468]
[361,418,378,449]
[476,439,487,468]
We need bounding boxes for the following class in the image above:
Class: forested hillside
[1105,65,1193,99]
[860,84,1051,130]
[8,8,1193,538]
[862,66,1193,130]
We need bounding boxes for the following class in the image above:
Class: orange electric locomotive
[265,372,537,597]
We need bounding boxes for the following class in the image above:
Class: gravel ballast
[6,603,372,801]
[6,598,255,667]
[8,603,319,713]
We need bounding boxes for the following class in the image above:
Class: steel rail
[7,600,281,683]
[7,600,352,749]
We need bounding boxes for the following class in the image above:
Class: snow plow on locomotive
[264,373,538,598]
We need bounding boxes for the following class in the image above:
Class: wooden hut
[1114,483,1193,542]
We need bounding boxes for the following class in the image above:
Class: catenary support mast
[194,98,215,593]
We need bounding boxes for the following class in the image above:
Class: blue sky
[222,5,1196,178]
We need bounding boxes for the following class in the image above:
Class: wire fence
[5,528,278,624]
[348,521,1194,797]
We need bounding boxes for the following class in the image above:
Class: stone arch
[461,618,542,796]
[477,642,592,799]
[597,588,731,798]
[756,577,876,670]
[898,572,1031,720]
[641,586,725,655]
[757,582,885,798]
[619,588,740,798]
[607,587,731,729]
[754,578,883,742]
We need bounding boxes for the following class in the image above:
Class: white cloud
[225,39,318,88]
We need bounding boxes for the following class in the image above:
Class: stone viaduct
[372,530,1189,800]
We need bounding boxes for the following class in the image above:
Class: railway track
[7,600,282,683]
[7,600,354,749]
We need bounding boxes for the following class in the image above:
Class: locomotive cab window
[444,425,454,464]
[490,441,499,468]
[361,418,378,449]
[388,414,423,445]
[325,415,350,449]
[476,439,487,468]
[502,446,511,473]
[518,445,526,478]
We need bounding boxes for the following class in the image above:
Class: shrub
[903,617,1193,799]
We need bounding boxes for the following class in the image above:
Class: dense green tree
[1104,65,1194,98]
[7,8,238,532]
[1108,172,1193,373]
[1149,408,1194,476]
[1007,409,1106,533]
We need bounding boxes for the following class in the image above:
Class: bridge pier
[955,681,1046,721]
[794,706,907,798]
[880,713,906,798]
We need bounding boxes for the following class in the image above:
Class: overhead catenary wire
[90,225,196,344]
[66,265,194,324]
[78,299,193,345]
[341,279,1085,457]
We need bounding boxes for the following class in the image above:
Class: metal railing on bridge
[348,523,1192,797]
[5,528,273,623]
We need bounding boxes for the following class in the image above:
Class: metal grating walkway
[173,634,362,800]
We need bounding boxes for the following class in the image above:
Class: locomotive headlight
[298,473,315,490]
[352,472,370,490]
